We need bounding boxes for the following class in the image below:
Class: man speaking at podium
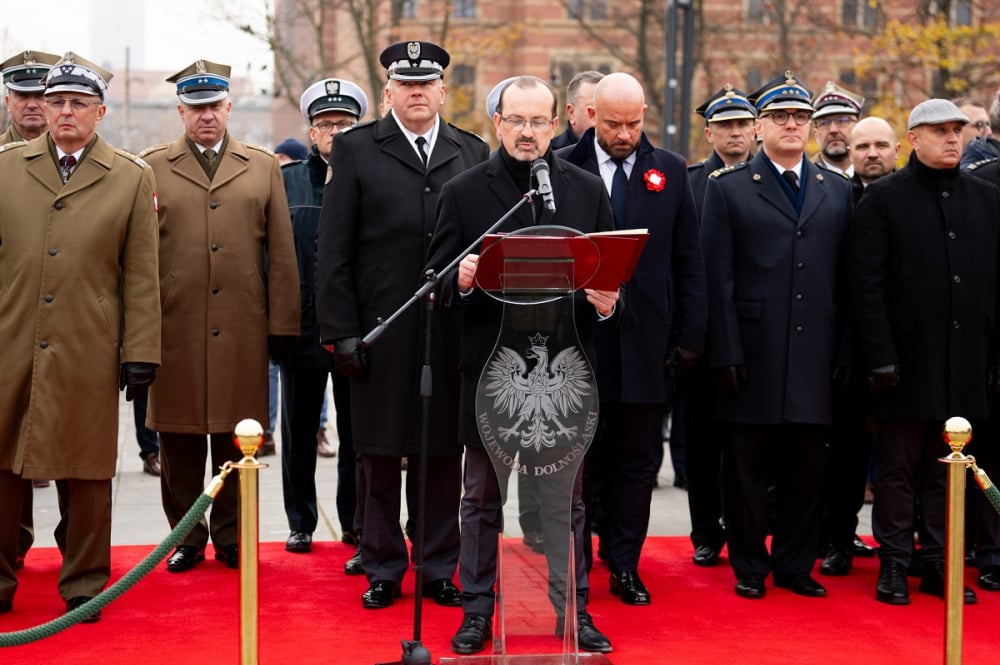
[426,75,617,655]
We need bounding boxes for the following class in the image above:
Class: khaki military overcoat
[0,135,161,479]
[142,134,299,434]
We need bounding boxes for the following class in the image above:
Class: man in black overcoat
[849,98,1000,605]
[315,40,489,610]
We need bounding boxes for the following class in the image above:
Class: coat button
[953,320,960,329]
[44,294,54,302]
[424,187,431,193]
[795,230,803,239]
[942,191,950,198]
[48,248,57,256]
[795,261,805,270]
[211,244,219,251]
[948,231,957,239]
[953,274,961,283]
[211,328,220,336]
[210,202,218,209]
[795,325,804,334]
[39,340,48,349]
[794,293,804,302]
[211,286,219,294]
[54,201,64,210]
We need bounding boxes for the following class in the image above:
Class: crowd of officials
[1,39,1000,657]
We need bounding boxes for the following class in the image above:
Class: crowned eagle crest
[482,333,592,453]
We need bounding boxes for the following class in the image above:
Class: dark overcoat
[559,130,707,403]
[701,151,853,425]
[850,153,1000,421]
[316,114,488,456]
[425,149,615,447]
[686,150,725,213]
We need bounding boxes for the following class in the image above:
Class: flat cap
[299,78,368,123]
[167,59,230,105]
[908,98,970,130]
[1,50,60,93]
[694,84,756,122]
[812,81,864,119]
[43,52,112,99]
[485,76,517,120]
[748,71,813,113]
[379,41,450,82]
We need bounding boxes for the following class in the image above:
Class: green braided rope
[971,464,1000,516]
[0,491,215,647]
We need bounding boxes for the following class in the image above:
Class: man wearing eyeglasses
[316,40,488,611]
[811,81,864,176]
[276,78,368,557]
[956,99,990,147]
[0,51,161,622]
[142,59,300,575]
[701,72,854,600]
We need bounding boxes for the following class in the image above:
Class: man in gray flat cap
[848,98,1000,606]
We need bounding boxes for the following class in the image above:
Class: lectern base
[440,653,613,665]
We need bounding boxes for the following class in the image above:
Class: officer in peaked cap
[165,59,231,106]
[316,37,488,610]
[700,69,852,601]
[274,76,370,556]
[141,58,301,575]
[43,51,113,100]
[485,76,517,121]
[379,40,450,81]
[2,49,60,94]
[689,84,757,210]
[811,81,864,175]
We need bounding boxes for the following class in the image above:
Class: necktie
[203,149,217,163]
[59,155,76,184]
[415,136,428,167]
[782,170,799,193]
[610,159,628,229]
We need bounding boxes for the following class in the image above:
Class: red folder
[475,229,649,292]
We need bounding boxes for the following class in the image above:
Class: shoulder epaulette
[449,122,488,144]
[0,140,26,154]
[967,157,999,171]
[137,144,168,159]
[687,161,707,172]
[247,143,275,157]
[115,148,148,169]
[343,119,376,134]
[815,162,850,179]
[709,163,746,179]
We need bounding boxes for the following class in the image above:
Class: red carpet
[1,537,999,664]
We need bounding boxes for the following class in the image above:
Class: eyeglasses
[972,120,992,132]
[313,120,355,133]
[762,110,812,126]
[500,116,554,131]
[45,97,101,112]
[814,115,857,128]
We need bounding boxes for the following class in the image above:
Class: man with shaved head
[850,117,900,195]
[559,72,706,606]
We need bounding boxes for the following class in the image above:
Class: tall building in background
[91,0,145,70]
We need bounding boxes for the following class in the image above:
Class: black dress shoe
[918,562,977,604]
[341,530,359,546]
[0,599,12,613]
[609,570,651,605]
[735,574,766,599]
[66,596,101,623]
[141,452,161,476]
[555,611,612,653]
[424,578,462,606]
[852,535,876,558]
[876,560,910,605]
[362,580,401,609]
[344,545,364,576]
[166,545,205,573]
[451,613,492,654]
[522,530,545,554]
[692,544,720,567]
[978,566,1000,591]
[285,530,313,553]
[774,574,827,597]
[215,544,239,569]
[819,545,852,576]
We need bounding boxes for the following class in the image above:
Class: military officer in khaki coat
[0,48,61,573]
[142,60,300,573]
[0,52,161,621]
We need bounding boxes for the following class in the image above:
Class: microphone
[531,158,556,212]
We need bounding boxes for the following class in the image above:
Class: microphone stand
[371,190,537,665]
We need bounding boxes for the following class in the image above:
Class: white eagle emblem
[483,333,592,453]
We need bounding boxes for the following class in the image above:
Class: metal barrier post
[941,416,972,665]
[233,418,266,665]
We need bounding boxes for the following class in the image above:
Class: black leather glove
[988,363,1000,399]
[868,364,899,397]
[267,335,297,363]
[666,346,701,372]
[119,362,157,402]
[718,365,747,397]
[832,365,852,393]
[334,336,368,380]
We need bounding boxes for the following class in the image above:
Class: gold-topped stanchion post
[233,418,267,665]
[940,416,973,665]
